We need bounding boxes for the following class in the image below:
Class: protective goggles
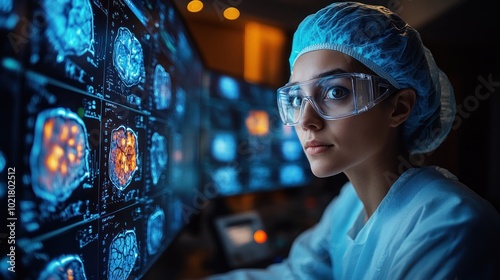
[277,72,398,125]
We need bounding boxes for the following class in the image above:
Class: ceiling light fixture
[223,7,240,20]
[187,0,203,13]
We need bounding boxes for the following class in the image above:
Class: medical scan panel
[42,0,95,61]
[202,71,312,196]
[30,107,90,203]
[25,0,107,97]
[2,0,204,278]
[100,101,146,215]
[19,78,101,239]
[112,26,145,88]
[103,0,151,111]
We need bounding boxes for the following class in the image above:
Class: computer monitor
[201,71,311,197]
[0,0,203,278]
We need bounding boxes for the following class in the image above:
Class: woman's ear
[389,89,416,128]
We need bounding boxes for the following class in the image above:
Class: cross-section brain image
[150,132,167,185]
[113,27,145,87]
[38,254,88,280]
[0,0,12,13]
[30,108,89,203]
[108,229,138,280]
[147,208,165,255]
[108,125,138,191]
[153,64,172,110]
[42,0,94,61]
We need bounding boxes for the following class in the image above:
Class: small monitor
[214,211,272,268]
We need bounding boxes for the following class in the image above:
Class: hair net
[289,2,456,154]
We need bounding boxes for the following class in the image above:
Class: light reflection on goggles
[277,72,398,125]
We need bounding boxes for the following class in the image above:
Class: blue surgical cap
[290,2,455,154]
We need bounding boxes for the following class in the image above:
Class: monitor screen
[0,0,203,279]
[201,71,311,197]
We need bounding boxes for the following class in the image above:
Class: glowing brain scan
[38,254,88,280]
[108,125,138,191]
[153,64,172,110]
[108,229,138,280]
[30,108,89,203]
[0,0,12,12]
[281,139,302,161]
[280,164,305,186]
[147,208,165,255]
[212,166,241,196]
[212,133,237,162]
[113,27,145,87]
[218,76,239,100]
[150,132,167,185]
[42,0,94,61]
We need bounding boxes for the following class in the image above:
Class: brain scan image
[38,254,88,280]
[218,76,239,100]
[281,139,302,161]
[30,108,90,203]
[150,132,167,185]
[0,0,12,13]
[153,64,172,110]
[113,27,145,87]
[42,0,94,62]
[280,164,305,186]
[108,125,138,191]
[0,0,16,29]
[108,229,138,280]
[212,166,242,196]
[147,208,165,255]
[211,133,237,162]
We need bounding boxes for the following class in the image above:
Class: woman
[206,2,500,279]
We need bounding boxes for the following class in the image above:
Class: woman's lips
[304,140,334,155]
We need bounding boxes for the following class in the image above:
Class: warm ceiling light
[223,7,240,20]
[187,0,203,13]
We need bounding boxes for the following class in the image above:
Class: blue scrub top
[206,166,500,279]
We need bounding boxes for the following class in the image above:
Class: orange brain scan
[30,108,89,203]
[108,125,138,191]
[245,110,270,136]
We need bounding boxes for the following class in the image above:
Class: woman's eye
[291,95,302,107]
[325,87,349,100]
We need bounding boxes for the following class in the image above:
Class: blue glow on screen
[280,164,306,186]
[108,229,139,280]
[153,64,172,110]
[147,208,165,255]
[38,255,88,280]
[211,133,237,162]
[218,76,240,100]
[212,166,242,196]
[248,165,272,191]
[0,0,12,12]
[0,149,5,172]
[150,132,168,185]
[281,139,302,161]
[42,0,95,62]
[113,27,145,87]
[175,87,187,119]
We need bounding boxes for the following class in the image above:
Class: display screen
[0,0,312,278]
[201,71,311,197]
[0,0,202,279]
[226,224,253,247]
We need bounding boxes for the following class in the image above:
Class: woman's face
[291,50,395,178]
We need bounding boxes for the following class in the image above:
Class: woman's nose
[299,99,323,130]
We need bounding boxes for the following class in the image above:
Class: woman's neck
[344,141,405,221]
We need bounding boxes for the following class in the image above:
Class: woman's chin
[310,164,343,178]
